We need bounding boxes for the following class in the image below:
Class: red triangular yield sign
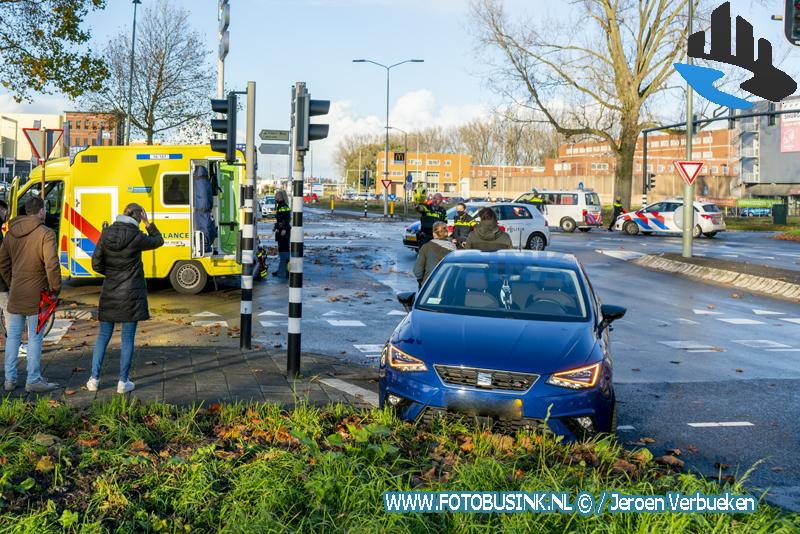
[381,179,392,189]
[22,128,45,161]
[673,160,704,186]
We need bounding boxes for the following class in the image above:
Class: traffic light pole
[287,146,305,377]
[240,81,256,350]
[641,131,648,207]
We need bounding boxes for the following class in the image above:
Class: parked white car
[260,196,276,217]
[403,202,550,251]
[516,189,604,233]
[613,199,726,238]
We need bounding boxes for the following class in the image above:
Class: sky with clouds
[1,0,794,177]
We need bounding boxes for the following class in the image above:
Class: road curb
[632,254,800,301]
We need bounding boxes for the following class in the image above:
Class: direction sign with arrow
[673,160,704,186]
[259,143,290,155]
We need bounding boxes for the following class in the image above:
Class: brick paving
[1,315,379,409]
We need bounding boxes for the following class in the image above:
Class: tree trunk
[146,129,154,145]
[614,125,640,210]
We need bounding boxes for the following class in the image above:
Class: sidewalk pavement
[1,315,379,409]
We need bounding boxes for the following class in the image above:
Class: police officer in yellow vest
[608,197,626,231]
[529,189,545,213]
[451,202,475,248]
[415,192,447,247]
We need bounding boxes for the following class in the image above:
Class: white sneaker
[117,380,135,394]
[18,344,27,358]
[86,378,99,392]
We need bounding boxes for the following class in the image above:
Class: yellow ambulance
[8,145,244,294]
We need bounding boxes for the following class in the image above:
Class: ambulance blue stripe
[70,259,91,277]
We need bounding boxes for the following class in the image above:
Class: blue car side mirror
[599,304,626,331]
[397,292,416,312]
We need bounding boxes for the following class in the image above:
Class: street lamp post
[125,0,142,145]
[352,58,423,217]
[388,126,408,215]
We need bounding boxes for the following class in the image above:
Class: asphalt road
[58,210,800,510]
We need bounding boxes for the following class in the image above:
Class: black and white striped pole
[287,82,329,377]
[240,81,256,349]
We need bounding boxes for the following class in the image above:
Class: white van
[516,189,603,233]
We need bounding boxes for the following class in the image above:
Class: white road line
[688,422,754,428]
[319,378,379,406]
[766,348,800,352]
[780,318,800,325]
[616,425,636,431]
[676,318,700,325]
[354,344,384,353]
[327,319,366,327]
[716,318,765,325]
[258,310,284,317]
[686,349,724,353]
[322,311,346,317]
[693,309,723,316]
[732,340,791,349]
[259,320,287,328]
[193,311,221,317]
[753,309,785,316]
[659,341,715,350]
[387,310,407,316]
[191,320,228,327]
[595,249,644,261]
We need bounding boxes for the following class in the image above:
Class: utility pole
[125,0,141,145]
[682,0,695,258]
[218,0,229,101]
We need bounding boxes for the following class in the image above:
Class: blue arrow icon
[674,63,753,110]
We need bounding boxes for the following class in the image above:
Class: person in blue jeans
[0,196,62,393]
[86,203,163,394]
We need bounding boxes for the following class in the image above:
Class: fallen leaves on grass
[611,459,638,476]
[655,455,684,469]
[666,448,682,456]
[686,444,699,453]
[64,389,78,396]
[76,437,99,447]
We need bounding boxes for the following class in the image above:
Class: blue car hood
[393,310,597,375]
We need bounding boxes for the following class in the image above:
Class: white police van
[516,189,604,233]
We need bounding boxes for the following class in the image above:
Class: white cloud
[298,89,489,178]
[0,92,70,115]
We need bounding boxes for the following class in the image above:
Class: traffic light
[361,168,370,188]
[483,180,488,188]
[785,0,800,45]
[210,92,237,164]
[293,84,330,152]
[490,177,497,189]
[646,173,656,191]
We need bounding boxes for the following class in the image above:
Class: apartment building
[376,151,471,196]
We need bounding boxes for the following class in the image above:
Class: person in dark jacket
[0,196,62,393]
[86,203,163,394]
[608,197,626,231]
[193,166,216,253]
[464,207,513,251]
[273,190,291,279]
[413,222,456,286]
[0,200,9,333]
[415,193,447,247]
[450,203,474,248]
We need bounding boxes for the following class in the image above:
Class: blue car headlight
[386,343,427,372]
[546,362,601,389]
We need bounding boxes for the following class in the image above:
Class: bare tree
[472,0,697,208]
[82,1,212,144]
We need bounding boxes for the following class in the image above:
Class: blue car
[379,250,626,440]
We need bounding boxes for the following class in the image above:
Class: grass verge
[723,217,800,232]
[0,397,797,532]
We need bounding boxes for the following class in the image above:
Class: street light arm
[388,59,424,69]
[352,59,388,70]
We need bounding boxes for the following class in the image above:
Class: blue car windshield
[416,262,590,322]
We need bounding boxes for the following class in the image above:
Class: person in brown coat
[413,222,456,286]
[0,196,62,392]
[464,207,513,252]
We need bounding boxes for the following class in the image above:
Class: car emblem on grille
[476,372,493,388]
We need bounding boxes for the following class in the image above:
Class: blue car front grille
[434,365,539,392]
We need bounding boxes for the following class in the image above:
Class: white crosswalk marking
[780,318,800,325]
[688,422,754,428]
[693,309,723,315]
[191,320,228,327]
[387,310,406,316]
[659,341,715,350]
[354,344,384,353]
[319,378,378,406]
[322,311,346,317]
[676,318,700,325]
[732,340,790,349]
[595,249,644,261]
[43,319,72,345]
[752,309,785,316]
[258,310,284,317]
[716,318,765,325]
[193,311,221,317]
[327,320,366,327]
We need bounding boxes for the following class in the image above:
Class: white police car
[403,202,551,250]
[613,199,726,238]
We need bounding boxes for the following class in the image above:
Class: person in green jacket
[464,207,512,251]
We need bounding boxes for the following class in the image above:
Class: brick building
[64,111,124,152]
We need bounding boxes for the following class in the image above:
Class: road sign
[0,168,8,175]
[260,129,290,141]
[381,179,391,189]
[673,160,704,186]
[22,128,63,162]
[259,143,290,155]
